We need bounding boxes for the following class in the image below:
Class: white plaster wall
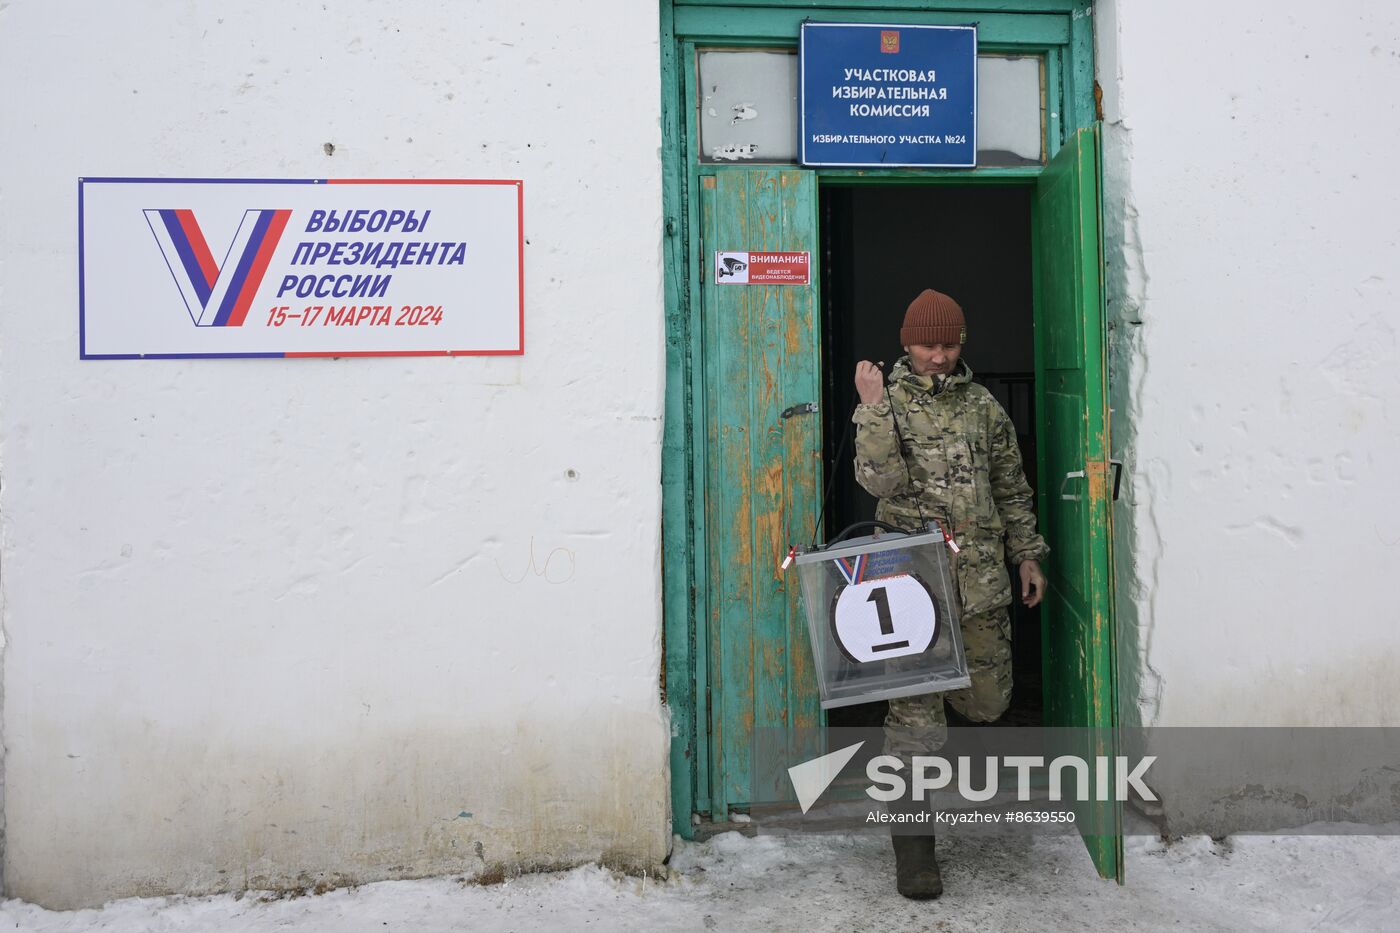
[0,0,668,909]
[1099,1,1400,727]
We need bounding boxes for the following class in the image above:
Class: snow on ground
[3,826,1398,932]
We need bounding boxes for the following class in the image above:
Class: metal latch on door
[1058,460,1125,502]
[781,401,819,419]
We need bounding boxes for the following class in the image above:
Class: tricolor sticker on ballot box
[714,250,810,285]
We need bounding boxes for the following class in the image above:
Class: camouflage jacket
[852,357,1049,614]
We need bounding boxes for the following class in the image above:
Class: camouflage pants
[883,606,1012,765]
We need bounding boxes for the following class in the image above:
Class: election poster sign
[78,178,523,359]
[800,23,977,167]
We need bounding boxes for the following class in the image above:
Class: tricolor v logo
[144,208,291,327]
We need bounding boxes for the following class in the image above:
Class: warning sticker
[714,251,810,285]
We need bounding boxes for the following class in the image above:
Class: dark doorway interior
[818,183,1042,730]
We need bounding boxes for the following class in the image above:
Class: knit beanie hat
[899,289,966,346]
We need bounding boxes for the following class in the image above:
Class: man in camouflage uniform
[852,288,1048,900]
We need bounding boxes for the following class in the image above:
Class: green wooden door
[698,168,823,820]
[1035,124,1122,880]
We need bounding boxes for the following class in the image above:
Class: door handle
[1059,470,1086,502]
[781,402,819,419]
[1060,463,1125,502]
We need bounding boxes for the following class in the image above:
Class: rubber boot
[892,834,943,899]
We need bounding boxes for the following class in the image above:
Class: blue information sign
[800,23,977,168]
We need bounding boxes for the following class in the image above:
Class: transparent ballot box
[794,525,971,709]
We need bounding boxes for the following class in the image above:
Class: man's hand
[1019,559,1046,608]
[854,360,885,406]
